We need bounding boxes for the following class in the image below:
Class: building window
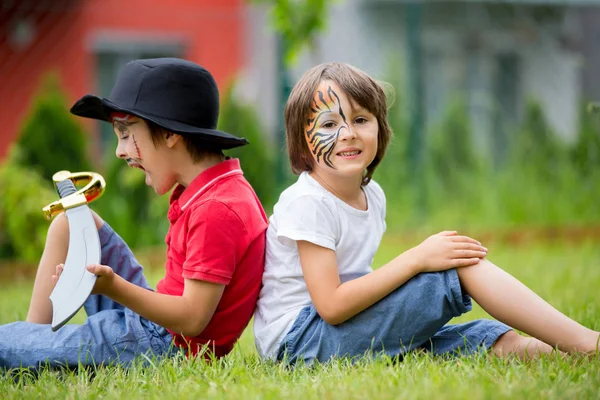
[91,36,185,153]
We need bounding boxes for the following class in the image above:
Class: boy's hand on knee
[409,231,488,273]
[86,264,116,295]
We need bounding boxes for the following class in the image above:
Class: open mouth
[337,150,361,157]
[127,161,146,171]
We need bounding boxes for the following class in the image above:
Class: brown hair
[285,62,392,185]
[146,120,223,162]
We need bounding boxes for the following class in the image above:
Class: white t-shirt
[253,172,387,359]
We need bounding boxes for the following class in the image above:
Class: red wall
[0,0,245,161]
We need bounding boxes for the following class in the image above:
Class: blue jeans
[277,270,512,365]
[0,223,178,370]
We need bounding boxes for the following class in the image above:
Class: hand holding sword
[42,170,106,331]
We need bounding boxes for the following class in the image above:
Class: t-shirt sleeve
[275,195,338,250]
[182,200,247,285]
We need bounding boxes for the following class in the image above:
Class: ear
[164,131,181,148]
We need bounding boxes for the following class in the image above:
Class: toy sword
[42,171,106,331]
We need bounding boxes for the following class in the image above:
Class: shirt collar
[168,158,243,222]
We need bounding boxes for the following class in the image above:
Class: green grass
[1,237,599,399]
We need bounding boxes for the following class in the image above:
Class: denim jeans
[277,269,512,365]
[0,223,178,370]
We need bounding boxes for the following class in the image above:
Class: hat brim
[70,95,249,150]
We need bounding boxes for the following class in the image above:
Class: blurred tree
[512,99,566,180]
[248,0,332,186]
[249,0,330,65]
[573,102,600,177]
[218,84,277,209]
[404,3,425,208]
[0,147,56,262]
[375,57,410,193]
[427,99,479,192]
[14,73,92,182]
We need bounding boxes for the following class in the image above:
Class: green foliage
[372,58,415,224]
[420,99,595,230]
[511,100,568,180]
[218,85,277,210]
[417,99,490,229]
[374,57,600,232]
[375,59,408,186]
[566,106,600,226]
[250,0,331,65]
[490,101,569,226]
[13,73,91,182]
[572,103,600,176]
[426,99,481,193]
[0,147,56,263]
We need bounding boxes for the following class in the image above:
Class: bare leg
[457,259,600,354]
[492,331,557,360]
[26,212,104,323]
[26,213,69,323]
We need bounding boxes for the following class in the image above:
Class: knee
[91,210,105,230]
[47,210,104,241]
[491,330,522,356]
[47,212,69,239]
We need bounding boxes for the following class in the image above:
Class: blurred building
[0,0,245,161]
[2,0,600,163]
[245,0,600,154]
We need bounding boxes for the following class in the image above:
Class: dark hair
[284,62,392,185]
[146,120,223,162]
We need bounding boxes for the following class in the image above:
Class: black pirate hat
[70,58,248,149]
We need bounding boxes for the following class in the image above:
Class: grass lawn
[1,236,599,399]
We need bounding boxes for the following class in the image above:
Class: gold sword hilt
[42,171,106,220]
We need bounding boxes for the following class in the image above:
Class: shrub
[0,147,56,263]
[218,84,277,210]
[572,103,600,177]
[13,73,91,182]
[374,60,415,225]
[0,73,96,262]
[426,99,481,192]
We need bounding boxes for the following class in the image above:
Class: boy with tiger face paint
[287,63,391,187]
[254,62,600,364]
[304,80,379,195]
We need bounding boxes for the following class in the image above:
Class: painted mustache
[126,159,145,171]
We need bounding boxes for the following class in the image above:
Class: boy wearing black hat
[0,58,268,369]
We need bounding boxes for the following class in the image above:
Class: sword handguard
[42,171,106,220]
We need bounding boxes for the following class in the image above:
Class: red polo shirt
[156,158,267,357]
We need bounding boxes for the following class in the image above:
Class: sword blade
[49,204,100,331]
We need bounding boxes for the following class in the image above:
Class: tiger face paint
[304,80,379,181]
[305,82,348,169]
